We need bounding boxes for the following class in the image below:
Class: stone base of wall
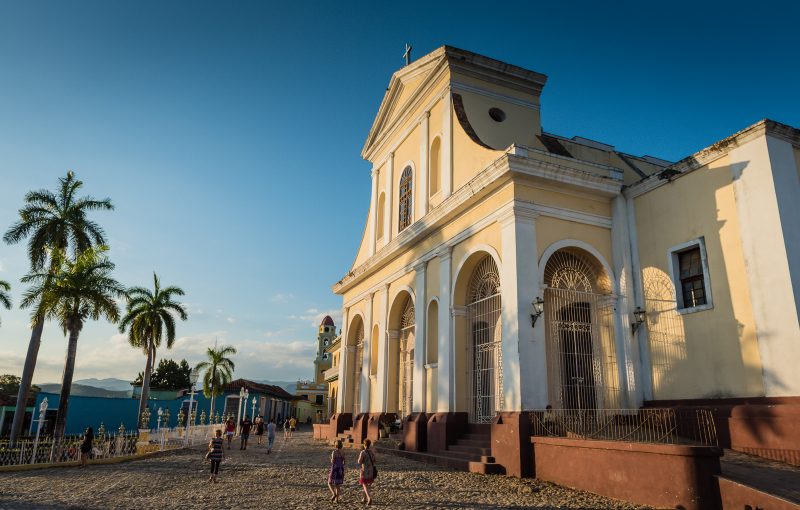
[490,412,531,478]
[402,413,428,451]
[718,476,800,510]
[532,436,722,510]
[427,412,468,454]
[367,413,396,443]
[646,397,800,466]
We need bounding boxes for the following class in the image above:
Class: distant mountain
[39,383,131,398]
[73,378,132,392]
[254,380,297,394]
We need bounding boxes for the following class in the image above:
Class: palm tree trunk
[209,365,217,418]
[54,325,80,440]
[9,319,45,445]
[137,343,154,424]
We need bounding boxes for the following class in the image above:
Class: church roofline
[361,45,548,161]
[626,118,800,199]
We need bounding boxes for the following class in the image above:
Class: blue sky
[1,1,798,384]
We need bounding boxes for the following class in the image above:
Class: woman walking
[255,415,265,446]
[79,426,94,467]
[207,429,225,483]
[224,417,235,449]
[327,439,345,502]
[357,439,376,505]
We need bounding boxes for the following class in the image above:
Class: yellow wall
[634,155,764,399]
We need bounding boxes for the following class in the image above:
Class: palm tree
[3,171,113,443]
[21,246,124,439]
[0,280,11,325]
[195,345,237,419]
[119,273,187,423]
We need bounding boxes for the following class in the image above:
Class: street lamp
[251,396,257,420]
[236,386,245,435]
[157,407,163,431]
[632,306,646,333]
[31,397,48,464]
[184,368,199,446]
[530,297,545,327]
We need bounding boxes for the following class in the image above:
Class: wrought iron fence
[0,424,217,467]
[529,408,717,446]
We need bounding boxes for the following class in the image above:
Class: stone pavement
[0,431,647,509]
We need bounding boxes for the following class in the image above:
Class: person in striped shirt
[207,429,225,483]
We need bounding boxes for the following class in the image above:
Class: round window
[489,107,506,122]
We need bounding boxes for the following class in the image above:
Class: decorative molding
[423,363,438,370]
[451,80,540,110]
[451,306,468,317]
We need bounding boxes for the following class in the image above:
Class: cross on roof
[403,43,412,66]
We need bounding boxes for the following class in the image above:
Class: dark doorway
[559,302,596,410]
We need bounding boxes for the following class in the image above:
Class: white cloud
[226,317,236,324]
[270,293,295,303]
[288,308,342,328]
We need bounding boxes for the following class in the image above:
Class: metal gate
[467,256,503,424]
[351,323,365,416]
[543,249,620,410]
[399,298,415,418]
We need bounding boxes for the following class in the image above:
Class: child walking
[207,429,225,483]
[357,439,377,505]
[327,439,345,502]
[267,418,276,454]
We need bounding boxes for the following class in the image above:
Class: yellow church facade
[331,46,800,434]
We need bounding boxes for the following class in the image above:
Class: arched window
[398,166,413,232]
[429,137,441,197]
[376,192,385,240]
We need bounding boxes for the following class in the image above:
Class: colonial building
[294,316,338,422]
[327,46,800,457]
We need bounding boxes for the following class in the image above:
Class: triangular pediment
[361,47,449,160]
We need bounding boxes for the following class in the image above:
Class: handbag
[369,450,377,479]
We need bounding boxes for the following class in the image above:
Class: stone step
[461,433,490,441]
[448,444,492,456]
[441,450,481,461]
[455,438,491,448]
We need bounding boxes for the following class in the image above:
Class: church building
[327,46,800,468]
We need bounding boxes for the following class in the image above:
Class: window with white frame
[669,238,713,312]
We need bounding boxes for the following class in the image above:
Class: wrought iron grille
[399,298,415,418]
[530,408,718,446]
[467,256,503,424]
[543,249,620,410]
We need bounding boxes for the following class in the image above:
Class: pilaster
[377,284,390,411]
[360,294,374,414]
[498,205,542,410]
[337,306,349,413]
[441,91,452,199]
[418,112,430,219]
[412,261,427,413]
[369,167,379,257]
[384,153,394,246]
[611,195,638,407]
[436,246,453,411]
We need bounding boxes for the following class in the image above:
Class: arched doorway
[399,298,415,418]
[347,316,365,416]
[543,248,619,410]
[466,255,502,423]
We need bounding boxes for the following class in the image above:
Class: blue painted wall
[32,391,291,436]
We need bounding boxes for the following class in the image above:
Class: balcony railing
[529,408,717,447]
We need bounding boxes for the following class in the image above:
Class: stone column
[369,168,379,257]
[384,153,394,246]
[360,294,374,414]
[611,195,637,408]
[412,261,427,413]
[436,246,453,412]
[376,284,390,411]
[441,91,453,200]
[499,204,545,410]
[626,194,654,401]
[418,112,430,218]
[336,306,349,413]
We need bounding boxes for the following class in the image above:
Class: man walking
[289,416,297,439]
[267,418,276,454]
[240,415,253,450]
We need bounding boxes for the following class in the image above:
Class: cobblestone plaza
[0,431,645,509]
